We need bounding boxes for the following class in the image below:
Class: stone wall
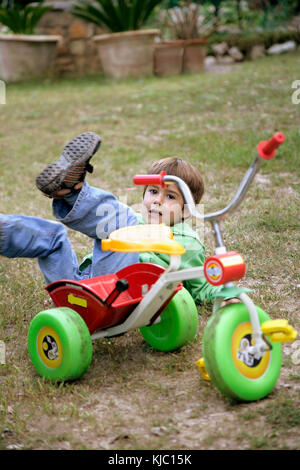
[36,1,103,76]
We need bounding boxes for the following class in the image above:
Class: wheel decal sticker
[232,322,270,379]
[206,261,222,282]
[37,327,63,369]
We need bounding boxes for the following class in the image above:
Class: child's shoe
[36,132,101,198]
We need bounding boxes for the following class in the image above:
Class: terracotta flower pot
[0,34,62,82]
[154,40,185,77]
[182,38,207,73]
[93,29,160,79]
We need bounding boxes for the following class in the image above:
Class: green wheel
[203,303,282,402]
[140,287,198,352]
[28,307,92,381]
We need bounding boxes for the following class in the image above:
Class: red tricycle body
[46,263,181,334]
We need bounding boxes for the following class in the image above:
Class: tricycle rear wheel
[140,287,198,351]
[28,307,92,381]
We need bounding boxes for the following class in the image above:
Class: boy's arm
[183,276,221,305]
[172,226,221,305]
[136,216,221,304]
[139,249,220,305]
[139,251,169,268]
[179,248,221,305]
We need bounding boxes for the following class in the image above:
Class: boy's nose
[153,192,163,204]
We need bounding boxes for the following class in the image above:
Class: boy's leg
[36,131,101,198]
[53,181,137,239]
[53,182,140,277]
[36,132,140,277]
[0,214,81,285]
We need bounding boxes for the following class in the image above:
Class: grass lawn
[0,51,299,450]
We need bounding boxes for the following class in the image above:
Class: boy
[0,131,219,304]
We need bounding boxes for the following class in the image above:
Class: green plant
[72,0,163,33]
[0,1,51,34]
[200,1,248,31]
[159,0,214,39]
[165,0,300,33]
[249,0,297,30]
[207,30,300,54]
[1,0,40,6]
[202,0,223,29]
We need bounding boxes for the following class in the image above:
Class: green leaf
[0,3,52,34]
[72,0,163,32]
[72,1,117,31]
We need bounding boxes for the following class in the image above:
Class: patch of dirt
[4,337,297,451]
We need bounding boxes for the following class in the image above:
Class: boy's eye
[149,188,158,194]
[167,194,175,200]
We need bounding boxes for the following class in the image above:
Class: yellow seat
[101,224,186,256]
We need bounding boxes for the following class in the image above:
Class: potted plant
[71,0,162,79]
[155,0,212,76]
[0,0,61,82]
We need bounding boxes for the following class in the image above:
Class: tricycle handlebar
[257,132,285,160]
[133,171,166,188]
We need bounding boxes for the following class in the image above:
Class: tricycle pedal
[195,357,211,381]
[261,319,298,343]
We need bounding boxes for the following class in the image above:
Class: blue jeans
[0,182,139,284]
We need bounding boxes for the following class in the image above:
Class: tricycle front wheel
[203,303,282,402]
[28,307,92,381]
[140,287,198,352]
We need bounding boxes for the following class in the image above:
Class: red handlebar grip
[133,171,166,188]
[257,132,285,159]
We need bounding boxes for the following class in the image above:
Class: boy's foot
[36,132,101,198]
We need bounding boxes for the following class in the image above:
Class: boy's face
[142,184,184,226]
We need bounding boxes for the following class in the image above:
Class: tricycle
[27,131,297,402]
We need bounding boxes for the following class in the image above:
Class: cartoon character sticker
[43,335,59,361]
[206,261,222,283]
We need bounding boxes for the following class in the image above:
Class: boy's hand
[221,298,241,307]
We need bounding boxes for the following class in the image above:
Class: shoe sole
[36,132,101,197]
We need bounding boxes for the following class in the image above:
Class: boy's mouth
[148,209,163,222]
[148,209,162,216]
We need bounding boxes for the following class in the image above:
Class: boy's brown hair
[145,157,204,204]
